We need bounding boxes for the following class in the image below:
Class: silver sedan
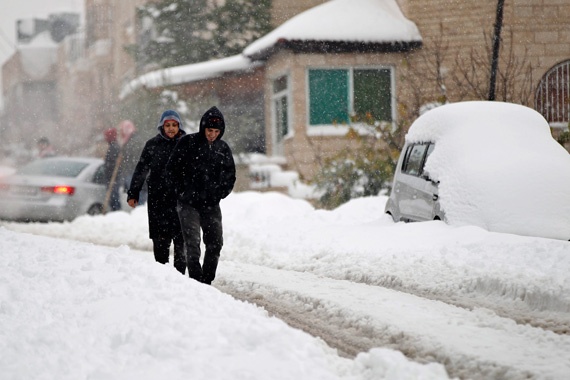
[0,157,108,222]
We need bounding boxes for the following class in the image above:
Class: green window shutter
[309,69,349,125]
[353,69,392,122]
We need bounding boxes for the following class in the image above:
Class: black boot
[201,248,220,285]
[152,238,170,264]
[187,259,203,282]
[173,234,186,275]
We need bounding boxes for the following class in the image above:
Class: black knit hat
[199,106,225,139]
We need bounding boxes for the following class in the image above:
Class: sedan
[385,101,570,241]
[0,157,108,222]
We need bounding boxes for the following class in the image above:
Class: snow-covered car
[385,101,570,240]
[0,157,108,222]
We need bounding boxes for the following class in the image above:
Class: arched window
[535,60,570,128]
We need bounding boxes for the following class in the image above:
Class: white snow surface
[18,30,58,79]
[2,191,570,379]
[119,54,261,100]
[243,0,422,57]
[405,101,570,240]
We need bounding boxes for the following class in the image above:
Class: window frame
[535,60,570,129]
[401,142,434,177]
[306,66,395,134]
[270,72,293,155]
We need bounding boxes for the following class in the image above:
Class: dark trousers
[177,202,223,284]
[152,233,186,274]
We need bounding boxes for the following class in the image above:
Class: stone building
[253,0,570,180]
[118,0,570,183]
[1,15,78,159]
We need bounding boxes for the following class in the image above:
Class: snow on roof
[244,0,422,58]
[19,30,58,50]
[119,54,260,100]
[19,30,58,79]
[120,0,421,99]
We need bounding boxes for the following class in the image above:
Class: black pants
[152,233,186,274]
[177,202,223,284]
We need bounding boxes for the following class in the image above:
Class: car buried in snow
[0,156,108,222]
[385,101,570,241]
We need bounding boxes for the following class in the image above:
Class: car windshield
[17,160,89,178]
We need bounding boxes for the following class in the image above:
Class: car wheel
[87,204,103,216]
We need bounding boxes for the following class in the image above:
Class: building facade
[2,0,569,180]
[257,0,570,179]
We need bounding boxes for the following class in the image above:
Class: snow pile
[0,228,449,380]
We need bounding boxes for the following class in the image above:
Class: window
[535,60,570,128]
[271,75,290,153]
[308,68,392,126]
[18,160,88,178]
[93,164,107,184]
[401,143,433,176]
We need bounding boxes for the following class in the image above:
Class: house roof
[19,30,58,79]
[119,54,261,100]
[120,0,422,99]
[243,0,422,60]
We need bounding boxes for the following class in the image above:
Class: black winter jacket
[127,129,186,239]
[166,106,236,209]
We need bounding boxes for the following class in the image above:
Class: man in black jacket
[127,110,187,274]
[166,106,236,284]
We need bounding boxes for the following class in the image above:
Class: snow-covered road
[2,192,570,379]
[216,262,570,379]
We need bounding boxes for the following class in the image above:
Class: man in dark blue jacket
[166,106,236,284]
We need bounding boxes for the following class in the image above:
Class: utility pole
[488,0,505,101]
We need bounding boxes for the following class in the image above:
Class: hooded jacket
[165,106,236,208]
[127,110,187,238]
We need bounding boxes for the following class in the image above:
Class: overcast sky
[0,0,83,65]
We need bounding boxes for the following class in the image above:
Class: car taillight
[0,183,8,191]
[41,185,75,196]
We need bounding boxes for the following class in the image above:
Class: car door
[72,162,108,216]
[397,143,437,221]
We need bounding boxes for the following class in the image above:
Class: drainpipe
[488,0,505,101]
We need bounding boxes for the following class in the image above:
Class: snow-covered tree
[130,0,271,69]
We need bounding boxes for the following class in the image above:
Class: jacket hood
[199,106,225,140]
[157,110,183,131]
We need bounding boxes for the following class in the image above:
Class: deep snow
[2,191,570,379]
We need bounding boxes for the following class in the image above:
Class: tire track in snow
[216,262,570,380]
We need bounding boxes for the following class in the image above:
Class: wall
[264,50,403,179]
[405,0,570,106]
[270,0,328,27]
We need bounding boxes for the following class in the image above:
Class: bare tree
[452,28,534,105]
